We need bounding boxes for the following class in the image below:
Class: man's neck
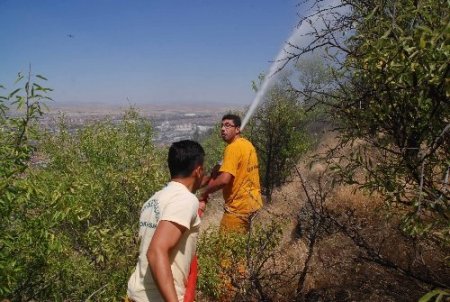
[228,134,241,144]
[171,178,195,193]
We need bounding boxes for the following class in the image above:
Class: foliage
[246,75,310,199]
[0,71,51,189]
[197,221,285,301]
[293,56,334,145]
[1,88,168,300]
[200,123,226,172]
[291,0,450,241]
[342,0,449,240]
[294,55,334,110]
[0,70,52,297]
[419,289,450,302]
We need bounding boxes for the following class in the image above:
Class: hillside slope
[198,133,450,301]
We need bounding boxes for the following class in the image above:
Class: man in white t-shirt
[127,140,205,302]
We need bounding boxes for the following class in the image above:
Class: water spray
[240,26,304,131]
[240,0,341,131]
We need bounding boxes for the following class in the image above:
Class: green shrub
[197,221,284,301]
[200,123,226,172]
[0,71,52,298]
[1,100,169,300]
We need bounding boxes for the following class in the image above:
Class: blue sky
[1,0,302,105]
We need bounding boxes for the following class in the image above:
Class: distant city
[38,103,243,145]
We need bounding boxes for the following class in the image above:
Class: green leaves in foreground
[1,71,53,297]
[1,104,169,300]
[419,289,450,302]
[197,222,283,301]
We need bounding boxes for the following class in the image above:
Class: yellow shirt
[219,137,263,214]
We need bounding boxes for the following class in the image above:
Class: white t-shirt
[127,181,201,302]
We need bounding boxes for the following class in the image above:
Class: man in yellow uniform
[200,114,262,232]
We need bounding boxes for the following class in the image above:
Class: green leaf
[36,74,48,81]
[13,96,25,110]
[420,34,427,48]
[381,28,392,39]
[366,5,379,20]
[14,73,24,84]
[419,289,450,302]
[8,88,21,99]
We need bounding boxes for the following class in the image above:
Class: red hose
[184,256,199,302]
[184,208,204,302]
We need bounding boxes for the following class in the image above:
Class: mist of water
[240,0,341,131]
[240,28,301,130]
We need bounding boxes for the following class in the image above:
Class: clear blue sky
[0,0,302,105]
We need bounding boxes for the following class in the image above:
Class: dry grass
[197,132,450,301]
[277,133,449,301]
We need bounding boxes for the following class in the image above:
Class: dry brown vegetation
[199,133,450,301]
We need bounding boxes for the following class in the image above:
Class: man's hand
[200,164,221,188]
[210,163,221,179]
[199,171,233,214]
[199,189,209,203]
[198,199,207,213]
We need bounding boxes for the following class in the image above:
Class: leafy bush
[0,71,53,297]
[197,222,285,301]
[334,0,450,240]
[200,123,226,172]
[289,0,449,242]
[1,91,169,300]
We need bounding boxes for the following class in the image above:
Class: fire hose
[183,208,204,302]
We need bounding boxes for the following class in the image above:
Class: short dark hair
[168,140,205,178]
[222,114,241,127]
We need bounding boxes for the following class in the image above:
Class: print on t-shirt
[139,198,160,230]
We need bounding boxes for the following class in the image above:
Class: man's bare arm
[147,221,186,302]
[200,171,233,201]
[200,164,221,188]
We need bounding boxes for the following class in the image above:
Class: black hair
[168,140,205,178]
[222,113,241,127]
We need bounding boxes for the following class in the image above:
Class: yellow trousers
[218,212,256,301]
[219,212,252,233]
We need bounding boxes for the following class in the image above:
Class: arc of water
[240,0,342,131]
[240,38,294,130]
